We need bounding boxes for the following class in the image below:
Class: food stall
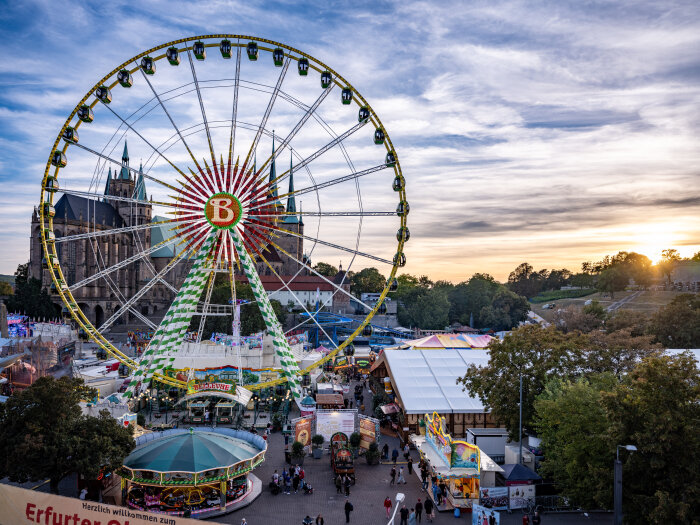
[186,401,208,424]
[412,412,481,511]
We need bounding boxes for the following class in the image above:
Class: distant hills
[0,274,15,285]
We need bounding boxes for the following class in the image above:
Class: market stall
[412,412,482,512]
[215,401,236,425]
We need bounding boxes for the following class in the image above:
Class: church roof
[103,167,111,200]
[54,194,123,227]
[151,215,181,258]
[268,137,278,198]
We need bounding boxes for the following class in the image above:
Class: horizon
[1,1,698,282]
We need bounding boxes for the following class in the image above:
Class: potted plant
[349,432,362,458]
[311,434,325,459]
[290,440,306,466]
[365,442,380,465]
[271,413,283,432]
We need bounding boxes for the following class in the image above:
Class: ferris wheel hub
[204,192,243,230]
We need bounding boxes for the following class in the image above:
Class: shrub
[349,432,362,448]
[291,440,305,458]
[312,434,325,447]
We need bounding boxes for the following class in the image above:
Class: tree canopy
[5,263,60,318]
[350,267,386,296]
[648,293,700,348]
[312,262,338,278]
[0,377,134,493]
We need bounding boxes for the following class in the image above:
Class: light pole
[518,374,523,466]
[614,444,637,525]
[387,492,405,525]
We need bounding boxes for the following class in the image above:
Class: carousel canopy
[124,430,263,474]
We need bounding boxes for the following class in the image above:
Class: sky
[0,0,698,283]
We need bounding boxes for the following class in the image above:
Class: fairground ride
[39,35,408,406]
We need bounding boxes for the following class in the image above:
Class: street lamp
[387,492,405,525]
[614,445,637,525]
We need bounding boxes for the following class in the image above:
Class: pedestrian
[390,466,396,485]
[522,513,529,525]
[408,456,413,475]
[532,511,541,525]
[349,399,353,409]
[399,505,409,525]
[415,498,423,523]
[384,496,392,518]
[421,468,428,490]
[392,448,399,464]
[438,481,447,502]
[397,466,406,484]
[299,467,305,487]
[272,470,279,485]
[382,443,389,460]
[335,475,342,494]
[285,474,292,494]
[284,434,289,446]
[316,514,324,525]
[403,443,410,460]
[293,474,300,493]
[240,519,247,525]
[344,498,354,523]
[408,508,416,525]
[344,475,351,496]
[424,498,434,523]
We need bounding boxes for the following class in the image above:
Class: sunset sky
[0,0,698,282]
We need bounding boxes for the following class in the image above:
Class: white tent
[380,349,490,414]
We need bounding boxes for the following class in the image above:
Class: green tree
[313,262,338,277]
[535,375,616,509]
[585,329,661,376]
[478,288,529,331]
[596,266,628,298]
[0,281,12,295]
[648,294,700,348]
[401,287,450,330]
[605,310,650,337]
[6,263,60,318]
[583,300,606,320]
[507,262,545,298]
[448,274,501,327]
[691,251,700,262]
[659,248,681,284]
[569,272,594,288]
[602,353,700,524]
[350,267,385,296]
[551,305,603,333]
[0,377,134,493]
[457,325,588,438]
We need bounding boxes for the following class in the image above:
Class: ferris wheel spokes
[185,44,217,169]
[226,44,242,192]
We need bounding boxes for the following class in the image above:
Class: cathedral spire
[120,140,130,180]
[269,134,278,199]
[134,162,147,201]
[103,167,112,202]
[284,151,299,224]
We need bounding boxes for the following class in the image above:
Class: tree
[583,300,606,320]
[0,377,134,493]
[605,310,650,337]
[478,288,530,331]
[447,274,500,327]
[457,325,588,438]
[313,262,338,278]
[535,375,616,509]
[551,305,603,333]
[0,281,13,295]
[585,329,661,376]
[507,263,544,298]
[350,267,385,296]
[400,287,450,330]
[595,266,627,298]
[691,251,700,262]
[659,248,681,284]
[602,353,700,523]
[648,294,700,348]
[6,263,60,319]
[569,272,594,288]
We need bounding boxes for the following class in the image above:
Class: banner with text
[315,410,355,443]
[0,483,201,525]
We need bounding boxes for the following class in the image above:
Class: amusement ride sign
[184,379,252,406]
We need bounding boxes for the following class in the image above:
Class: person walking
[285,473,292,494]
[397,466,406,484]
[382,443,389,460]
[415,499,423,523]
[399,505,409,525]
[344,475,351,496]
[403,443,410,461]
[292,473,300,494]
[408,508,416,525]
[390,466,396,485]
[421,467,429,491]
[315,514,324,525]
[344,498,354,523]
[392,448,399,464]
[522,513,529,525]
[384,496,392,519]
[407,456,413,475]
[335,475,342,494]
[532,511,541,525]
[424,498,434,523]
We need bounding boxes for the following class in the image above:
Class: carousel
[120,427,266,519]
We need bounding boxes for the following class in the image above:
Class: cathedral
[29,141,306,328]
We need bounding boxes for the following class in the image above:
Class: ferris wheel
[39,35,408,404]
